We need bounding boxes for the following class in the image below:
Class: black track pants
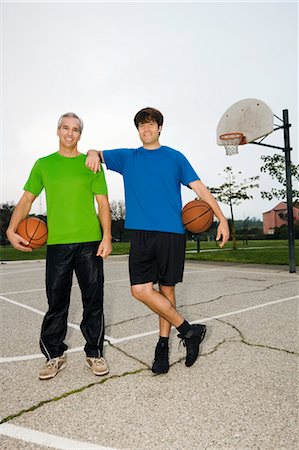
[40,242,104,359]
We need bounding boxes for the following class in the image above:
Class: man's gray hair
[57,112,84,133]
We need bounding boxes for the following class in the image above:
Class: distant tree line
[109,200,131,241]
[207,154,299,248]
[0,203,47,245]
[1,154,298,245]
[0,202,14,245]
[0,200,128,245]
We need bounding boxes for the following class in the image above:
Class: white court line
[0,267,45,276]
[0,423,117,450]
[0,287,46,295]
[106,278,130,284]
[1,295,297,363]
[0,340,115,364]
[108,295,299,345]
[2,265,295,298]
[0,273,210,296]
[0,271,216,297]
[1,254,297,275]
[0,259,128,276]
[99,267,235,280]
[0,346,84,363]
[0,278,130,296]
[184,265,298,277]
[0,295,117,349]
[1,298,298,450]
[186,245,287,254]
[0,295,80,330]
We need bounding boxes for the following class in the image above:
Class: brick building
[263,201,299,235]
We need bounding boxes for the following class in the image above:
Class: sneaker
[39,354,67,380]
[152,341,169,374]
[86,357,109,376]
[178,324,206,367]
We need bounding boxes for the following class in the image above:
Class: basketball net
[219,132,244,156]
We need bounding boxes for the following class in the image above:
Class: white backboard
[217,98,274,145]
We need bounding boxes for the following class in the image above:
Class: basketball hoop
[219,132,244,156]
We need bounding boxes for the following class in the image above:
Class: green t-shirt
[24,152,108,245]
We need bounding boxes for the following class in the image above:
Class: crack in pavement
[170,315,299,368]
[107,340,150,369]
[0,367,148,425]
[105,279,297,329]
[0,343,150,425]
[171,329,298,370]
[169,338,228,369]
[2,318,297,425]
[214,318,299,356]
[106,311,153,329]
[178,279,297,308]
[221,277,266,282]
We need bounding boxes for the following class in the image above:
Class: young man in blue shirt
[86,107,229,374]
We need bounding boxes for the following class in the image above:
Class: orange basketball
[17,217,48,249]
[182,200,214,233]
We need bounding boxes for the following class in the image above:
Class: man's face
[137,120,162,146]
[57,117,81,148]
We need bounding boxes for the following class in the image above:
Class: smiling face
[57,117,81,151]
[137,120,162,149]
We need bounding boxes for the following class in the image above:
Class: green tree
[0,202,15,245]
[110,200,126,221]
[260,153,299,201]
[208,167,259,250]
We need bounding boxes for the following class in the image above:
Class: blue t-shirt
[103,146,199,234]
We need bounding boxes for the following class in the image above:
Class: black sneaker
[152,341,169,374]
[178,324,206,367]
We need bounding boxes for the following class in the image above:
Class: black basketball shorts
[129,230,186,286]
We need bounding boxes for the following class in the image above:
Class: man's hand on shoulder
[86,150,101,173]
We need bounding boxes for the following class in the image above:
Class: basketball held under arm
[6,191,37,252]
[189,180,225,221]
[189,179,230,247]
[86,150,104,173]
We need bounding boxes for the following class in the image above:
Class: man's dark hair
[134,107,164,129]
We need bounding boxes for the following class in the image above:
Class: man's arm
[95,194,112,258]
[189,179,230,248]
[6,191,37,252]
[86,150,104,173]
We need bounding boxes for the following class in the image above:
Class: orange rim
[220,132,246,146]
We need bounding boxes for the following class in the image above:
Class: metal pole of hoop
[283,110,296,273]
[249,109,296,273]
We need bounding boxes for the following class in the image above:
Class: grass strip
[1,240,298,265]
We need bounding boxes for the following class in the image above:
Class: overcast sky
[1,0,298,220]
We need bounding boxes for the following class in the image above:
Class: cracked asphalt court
[0,256,298,450]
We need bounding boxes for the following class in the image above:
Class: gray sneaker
[86,357,109,376]
[39,354,67,380]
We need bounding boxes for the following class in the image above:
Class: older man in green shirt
[7,112,112,380]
